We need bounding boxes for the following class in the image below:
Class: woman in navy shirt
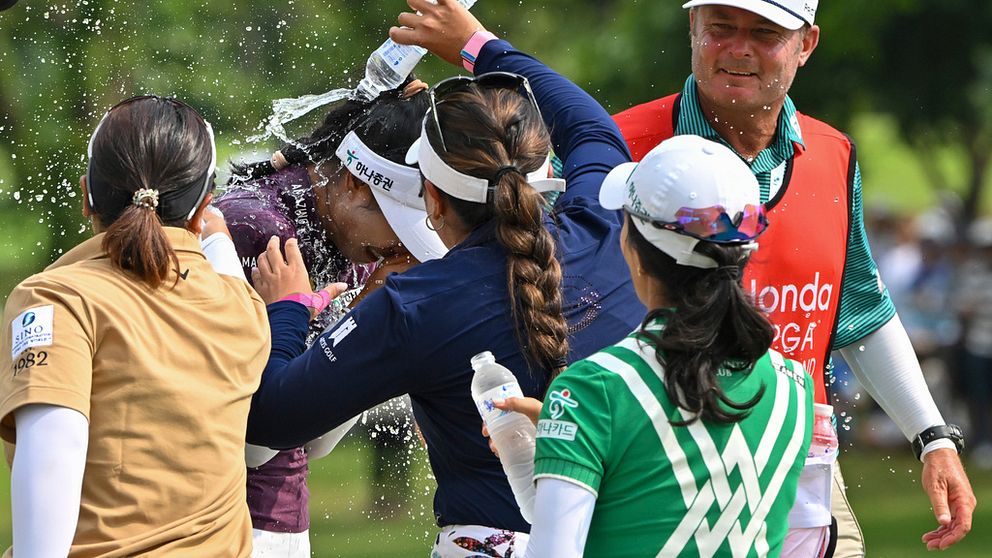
[248,1,643,554]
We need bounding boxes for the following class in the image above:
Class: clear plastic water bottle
[808,403,839,465]
[470,350,536,524]
[354,0,480,101]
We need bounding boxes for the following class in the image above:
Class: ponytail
[102,203,180,289]
[429,86,569,377]
[626,215,773,424]
[87,96,211,289]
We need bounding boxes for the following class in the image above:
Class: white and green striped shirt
[535,322,813,557]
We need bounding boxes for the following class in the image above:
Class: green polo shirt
[534,320,813,557]
[674,75,896,349]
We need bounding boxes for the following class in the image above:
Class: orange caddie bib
[614,95,855,404]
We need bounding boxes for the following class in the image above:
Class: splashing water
[247,87,354,145]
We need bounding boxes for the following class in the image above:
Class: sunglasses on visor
[626,203,768,243]
[428,71,543,153]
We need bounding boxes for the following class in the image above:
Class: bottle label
[808,415,839,462]
[374,41,426,71]
[475,382,525,430]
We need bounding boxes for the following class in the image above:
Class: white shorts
[251,528,311,558]
[431,524,529,558]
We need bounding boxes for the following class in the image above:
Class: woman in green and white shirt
[520,135,814,558]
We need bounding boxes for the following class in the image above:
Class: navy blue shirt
[246,40,645,532]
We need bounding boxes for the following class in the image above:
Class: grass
[0,438,989,556]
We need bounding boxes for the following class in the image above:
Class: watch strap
[913,424,964,461]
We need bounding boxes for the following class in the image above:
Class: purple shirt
[216,164,371,533]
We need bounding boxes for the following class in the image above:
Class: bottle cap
[813,403,834,418]
[470,351,496,371]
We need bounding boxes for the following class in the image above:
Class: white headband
[406,123,565,204]
[334,131,423,208]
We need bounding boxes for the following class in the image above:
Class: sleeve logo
[537,419,578,441]
[328,316,358,348]
[11,305,54,359]
[547,388,579,419]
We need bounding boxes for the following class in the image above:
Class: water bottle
[354,0,480,101]
[808,403,839,465]
[470,350,536,523]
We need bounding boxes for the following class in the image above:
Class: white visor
[334,131,447,262]
[405,123,565,204]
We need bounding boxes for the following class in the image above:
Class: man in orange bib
[613,1,975,555]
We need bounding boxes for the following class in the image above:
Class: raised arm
[389,0,631,204]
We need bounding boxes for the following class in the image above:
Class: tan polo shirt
[0,227,271,557]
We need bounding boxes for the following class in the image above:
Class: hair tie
[715,265,742,281]
[132,188,159,210]
[490,165,522,187]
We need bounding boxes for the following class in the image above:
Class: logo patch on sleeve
[328,316,358,347]
[537,419,578,441]
[547,388,579,419]
[11,305,54,359]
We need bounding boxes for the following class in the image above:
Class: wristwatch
[912,424,964,461]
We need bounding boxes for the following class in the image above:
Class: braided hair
[427,86,569,378]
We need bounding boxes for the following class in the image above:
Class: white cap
[335,131,448,263]
[682,0,817,30]
[599,135,761,268]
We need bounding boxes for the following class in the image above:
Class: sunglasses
[627,203,768,243]
[427,71,542,153]
[87,94,217,220]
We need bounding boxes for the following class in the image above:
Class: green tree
[793,0,992,227]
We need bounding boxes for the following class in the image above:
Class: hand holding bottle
[390,0,485,67]
[471,351,537,523]
[355,0,480,101]
[481,397,543,457]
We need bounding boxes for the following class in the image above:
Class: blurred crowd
[835,200,992,468]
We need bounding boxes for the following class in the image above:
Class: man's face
[689,6,818,114]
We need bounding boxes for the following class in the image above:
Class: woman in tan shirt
[0,95,281,557]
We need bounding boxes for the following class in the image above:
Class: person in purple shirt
[215,77,444,556]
